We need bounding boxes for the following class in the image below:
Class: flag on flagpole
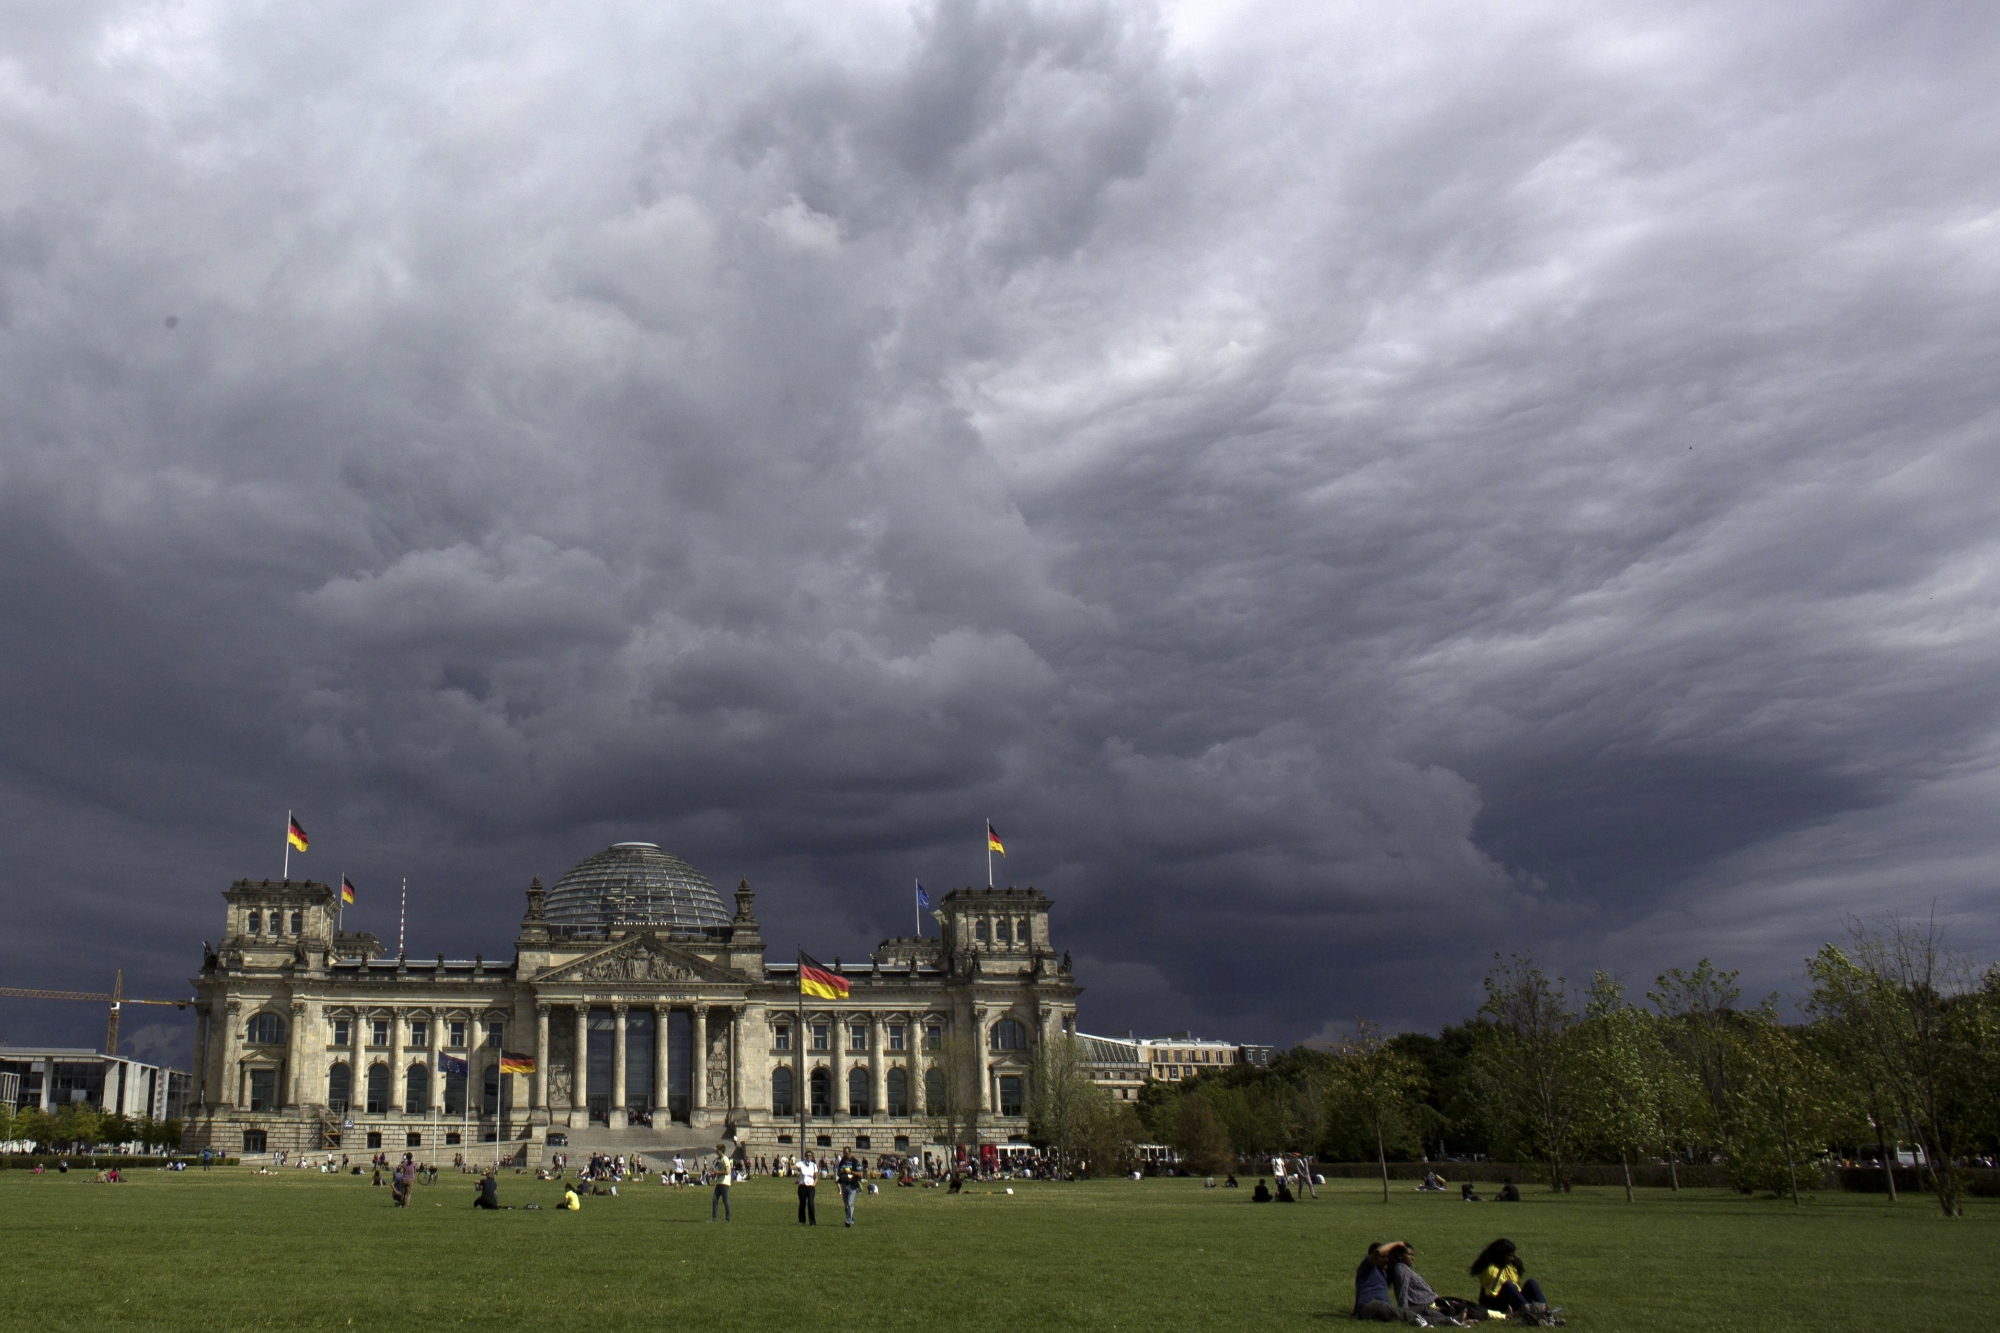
[438,1052,469,1077]
[500,1052,536,1075]
[287,816,310,852]
[340,875,357,905]
[916,882,931,910]
[798,951,851,1000]
[986,822,1005,855]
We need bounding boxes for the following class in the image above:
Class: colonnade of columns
[534,999,741,1129]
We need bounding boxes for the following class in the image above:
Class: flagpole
[398,877,407,958]
[337,872,344,936]
[986,819,992,888]
[914,881,920,939]
[284,809,292,881]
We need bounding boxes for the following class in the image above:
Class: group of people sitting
[1354,1238,1562,1327]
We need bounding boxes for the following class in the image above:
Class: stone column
[741,1002,765,1113]
[533,1005,551,1114]
[653,1005,671,1120]
[571,1004,590,1128]
[389,1007,406,1117]
[424,1013,443,1113]
[193,1007,210,1110]
[288,1000,308,1109]
[348,1009,365,1116]
[869,1012,886,1121]
[977,1011,993,1113]
[222,1000,243,1108]
[826,1010,843,1123]
[690,1004,709,1127]
[729,1006,744,1113]
[611,1003,629,1128]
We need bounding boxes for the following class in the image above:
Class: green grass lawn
[3,1167,1994,1332]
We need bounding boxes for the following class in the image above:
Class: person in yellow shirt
[560,1182,581,1212]
[1472,1238,1550,1315]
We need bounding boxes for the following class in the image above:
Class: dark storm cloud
[3,0,1999,1059]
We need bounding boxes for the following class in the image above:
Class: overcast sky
[3,0,1998,1065]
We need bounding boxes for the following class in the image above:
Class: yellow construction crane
[0,970,194,1055]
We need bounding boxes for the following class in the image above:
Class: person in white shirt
[796,1155,819,1225]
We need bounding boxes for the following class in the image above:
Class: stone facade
[184,847,1079,1160]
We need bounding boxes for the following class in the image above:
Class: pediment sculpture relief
[575,947,698,983]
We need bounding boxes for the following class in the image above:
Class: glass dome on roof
[543,842,730,936]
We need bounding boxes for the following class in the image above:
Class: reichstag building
[184,843,1080,1161]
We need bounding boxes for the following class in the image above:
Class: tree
[923,1027,984,1150]
[50,1103,102,1153]
[1733,1001,1843,1204]
[1804,942,1907,1200]
[98,1111,137,1150]
[1171,1092,1234,1176]
[1574,972,1662,1202]
[1028,1035,1109,1174]
[1479,957,1582,1191]
[1649,960,1744,1172]
[13,1107,52,1152]
[1080,1099,1144,1178]
[0,1099,14,1147]
[1327,1022,1427,1202]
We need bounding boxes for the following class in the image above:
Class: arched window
[989,1018,1026,1051]
[847,1067,870,1117]
[327,1061,351,1111]
[365,1063,390,1114]
[246,1012,285,1045]
[809,1068,831,1118]
[771,1067,795,1117]
[924,1067,945,1115]
[290,911,304,934]
[998,1074,1024,1117]
[886,1067,910,1117]
[247,911,262,935]
[996,918,1012,943]
[443,1067,467,1116]
[1016,917,1030,944]
[974,918,989,941]
[483,1065,500,1115]
[405,1064,429,1115]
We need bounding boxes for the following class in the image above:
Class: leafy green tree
[1733,1002,1844,1203]
[98,1111,138,1150]
[1804,943,1908,1200]
[51,1103,102,1152]
[1479,957,1582,1191]
[13,1106,52,1151]
[159,1117,186,1152]
[1080,1099,1143,1178]
[1327,1022,1427,1202]
[1027,1034,1110,1173]
[1171,1092,1234,1176]
[1574,972,1662,1202]
[1649,960,1745,1169]
[0,1099,14,1147]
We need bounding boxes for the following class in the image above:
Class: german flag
[987,821,1006,856]
[799,951,850,1001]
[287,816,309,852]
[499,1052,536,1075]
[340,875,357,905]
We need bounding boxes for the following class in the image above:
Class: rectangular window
[366,1131,382,1149]
[331,1019,350,1046]
[370,1020,390,1047]
[448,1021,466,1048]
[774,1024,792,1052]
[887,1024,906,1052]
[811,1024,830,1052]
[998,1075,1024,1117]
[242,1129,267,1153]
[406,1132,422,1148]
[248,1068,277,1111]
[855,1135,871,1150]
[445,1132,462,1146]
[894,1135,910,1153]
[923,1023,942,1052]
[849,1025,867,1052]
[409,1021,428,1048]
[486,1022,503,1048]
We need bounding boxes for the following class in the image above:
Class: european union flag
[439,1053,468,1077]
[916,881,931,909]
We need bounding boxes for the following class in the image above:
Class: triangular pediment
[534,934,747,987]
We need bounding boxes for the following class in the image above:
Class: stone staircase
[535,1121,728,1168]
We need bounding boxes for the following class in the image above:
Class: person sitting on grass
[1472,1239,1555,1319]
[1353,1242,1397,1320]
[1496,1182,1521,1202]
[1252,1179,1273,1202]
[1276,1177,1296,1202]
[474,1172,500,1210]
[561,1182,581,1211]
[1381,1243,1470,1327]
[1224,1173,1239,1188]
